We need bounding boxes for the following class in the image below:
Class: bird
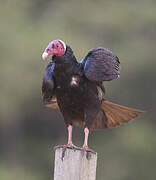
[41,39,144,152]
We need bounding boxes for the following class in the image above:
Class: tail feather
[45,102,58,109]
[101,100,144,128]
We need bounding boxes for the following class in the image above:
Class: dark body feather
[81,47,120,81]
[42,61,55,102]
[42,46,108,129]
[42,45,143,130]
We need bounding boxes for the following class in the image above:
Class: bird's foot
[54,143,79,161]
[81,145,97,160]
[54,143,79,150]
[81,145,96,154]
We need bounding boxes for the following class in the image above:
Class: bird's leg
[61,125,77,160]
[55,124,80,160]
[54,124,73,149]
[66,125,79,148]
[83,127,89,150]
[67,124,73,146]
[82,127,96,154]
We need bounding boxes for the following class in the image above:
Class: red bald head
[42,40,66,60]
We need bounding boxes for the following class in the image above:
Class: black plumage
[42,46,107,129]
[81,47,120,82]
[42,61,55,102]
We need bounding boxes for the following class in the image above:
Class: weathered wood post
[54,147,97,180]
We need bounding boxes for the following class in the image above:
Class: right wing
[42,61,56,102]
[80,47,120,82]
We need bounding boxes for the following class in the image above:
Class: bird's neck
[52,45,77,64]
[52,46,81,74]
[52,46,83,86]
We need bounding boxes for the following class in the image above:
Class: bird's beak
[42,52,49,60]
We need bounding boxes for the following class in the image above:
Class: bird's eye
[56,44,59,48]
[52,44,55,49]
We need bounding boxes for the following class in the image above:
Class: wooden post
[54,147,97,180]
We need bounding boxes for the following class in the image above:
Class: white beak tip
[42,52,48,60]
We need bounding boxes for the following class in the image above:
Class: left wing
[80,47,120,82]
[42,61,56,102]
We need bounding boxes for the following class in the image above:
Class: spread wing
[80,47,120,82]
[42,61,56,102]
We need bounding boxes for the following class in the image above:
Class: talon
[54,144,65,150]
[82,145,96,154]
[83,145,89,150]
[61,144,68,161]
[61,143,78,161]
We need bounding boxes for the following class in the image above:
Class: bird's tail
[45,99,144,130]
[91,100,144,130]
[45,97,58,109]
[45,102,58,109]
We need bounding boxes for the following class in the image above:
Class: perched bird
[42,40,144,152]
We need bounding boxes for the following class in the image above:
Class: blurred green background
[0,0,155,179]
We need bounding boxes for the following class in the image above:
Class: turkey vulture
[41,40,143,152]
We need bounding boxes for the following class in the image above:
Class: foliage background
[0,0,155,179]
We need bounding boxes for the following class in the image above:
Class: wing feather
[42,61,56,102]
[81,47,120,82]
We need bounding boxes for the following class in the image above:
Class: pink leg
[59,125,73,160]
[83,127,89,149]
[67,125,73,146]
